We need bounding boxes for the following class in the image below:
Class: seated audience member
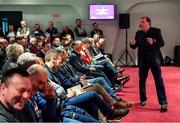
[31,23,45,38]
[17,53,45,75]
[27,64,57,122]
[61,35,73,46]
[64,45,114,88]
[74,19,87,39]
[2,43,24,75]
[57,48,120,91]
[36,41,51,61]
[17,37,30,52]
[45,21,58,42]
[0,38,8,72]
[45,51,128,119]
[39,35,46,42]
[8,37,16,44]
[51,37,63,49]
[16,20,30,38]
[37,65,102,122]
[69,41,119,89]
[53,81,129,121]
[92,34,113,61]
[87,36,125,73]
[17,52,37,70]
[18,54,56,121]
[60,35,73,53]
[57,49,133,107]
[69,40,129,86]
[17,52,98,122]
[6,25,16,39]
[28,37,41,54]
[0,68,34,122]
[91,34,114,62]
[60,24,75,40]
[90,23,104,38]
[45,49,113,95]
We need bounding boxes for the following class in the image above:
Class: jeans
[61,105,98,122]
[65,91,114,119]
[87,77,117,99]
[84,83,116,106]
[94,59,119,81]
[95,59,118,75]
[86,70,114,87]
[63,117,82,123]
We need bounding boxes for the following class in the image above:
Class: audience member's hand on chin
[43,82,55,99]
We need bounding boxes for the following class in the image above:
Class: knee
[87,91,99,98]
[99,77,106,81]
[94,83,101,88]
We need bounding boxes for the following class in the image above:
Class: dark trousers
[139,63,167,105]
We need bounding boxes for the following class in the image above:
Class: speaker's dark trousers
[139,63,167,105]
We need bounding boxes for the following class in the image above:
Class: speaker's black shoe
[140,101,146,106]
[160,104,168,112]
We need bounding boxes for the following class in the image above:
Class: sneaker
[107,108,129,120]
[140,101,146,106]
[160,104,167,112]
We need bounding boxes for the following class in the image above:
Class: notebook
[67,83,93,95]
[67,84,82,95]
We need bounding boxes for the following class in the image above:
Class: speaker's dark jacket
[130,27,164,67]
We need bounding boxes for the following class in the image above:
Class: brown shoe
[107,108,129,120]
[117,74,130,81]
[114,101,134,109]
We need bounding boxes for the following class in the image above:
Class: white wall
[0,0,180,65]
[0,5,80,30]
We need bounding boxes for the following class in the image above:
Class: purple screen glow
[89,4,115,20]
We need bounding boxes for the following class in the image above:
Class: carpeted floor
[116,66,180,122]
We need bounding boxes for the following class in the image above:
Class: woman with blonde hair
[2,43,24,75]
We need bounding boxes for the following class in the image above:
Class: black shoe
[160,104,167,112]
[140,101,146,106]
[107,108,129,120]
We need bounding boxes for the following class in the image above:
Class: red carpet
[116,66,180,122]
